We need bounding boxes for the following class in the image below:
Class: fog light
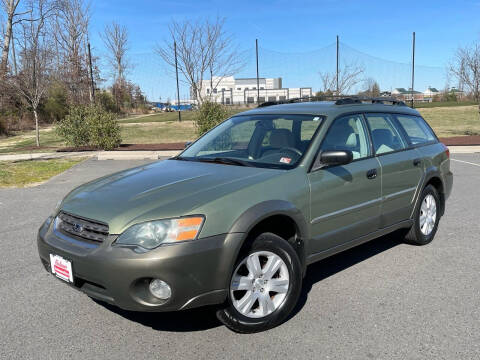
[149,279,171,300]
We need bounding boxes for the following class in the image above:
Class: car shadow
[288,230,404,320]
[92,299,223,332]
[93,230,404,332]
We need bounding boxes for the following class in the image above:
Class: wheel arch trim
[228,200,309,272]
[411,166,446,218]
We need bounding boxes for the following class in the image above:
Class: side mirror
[318,150,353,167]
[184,141,192,149]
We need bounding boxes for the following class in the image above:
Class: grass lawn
[418,105,480,137]
[414,101,478,108]
[119,107,247,124]
[118,112,195,123]
[0,121,199,153]
[121,121,197,143]
[0,158,85,187]
[0,129,64,154]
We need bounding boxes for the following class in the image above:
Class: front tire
[404,185,440,245]
[217,232,302,333]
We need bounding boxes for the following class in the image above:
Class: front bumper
[37,218,243,312]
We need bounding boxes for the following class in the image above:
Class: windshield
[177,114,324,169]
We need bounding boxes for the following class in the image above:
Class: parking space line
[451,158,480,167]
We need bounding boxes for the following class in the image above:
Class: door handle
[413,158,421,166]
[366,168,377,179]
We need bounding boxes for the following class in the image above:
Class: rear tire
[216,232,302,333]
[404,185,440,245]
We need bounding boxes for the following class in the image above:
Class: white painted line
[451,158,480,167]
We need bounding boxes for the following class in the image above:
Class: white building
[423,87,440,98]
[194,76,312,105]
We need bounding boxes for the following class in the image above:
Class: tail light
[440,143,450,158]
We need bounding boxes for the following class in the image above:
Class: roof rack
[257,95,407,108]
[334,97,407,106]
[257,95,337,107]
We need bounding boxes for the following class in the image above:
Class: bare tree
[450,42,480,117]
[54,0,90,103]
[100,22,132,111]
[101,21,129,81]
[0,0,21,76]
[319,63,364,95]
[13,0,55,146]
[205,17,244,100]
[358,77,380,97]
[155,17,243,104]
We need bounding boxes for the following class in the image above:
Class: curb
[96,150,180,160]
[0,152,97,161]
[0,150,181,162]
[448,146,480,154]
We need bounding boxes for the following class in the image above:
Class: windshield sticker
[280,157,292,164]
[313,116,320,121]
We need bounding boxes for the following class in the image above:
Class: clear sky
[88,0,480,101]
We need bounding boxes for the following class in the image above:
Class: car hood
[60,159,281,234]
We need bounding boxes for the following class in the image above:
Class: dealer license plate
[50,254,73,283]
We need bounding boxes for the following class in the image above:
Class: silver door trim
[311,197,383,224]
[310,186,418,225]
[382,186,417,201]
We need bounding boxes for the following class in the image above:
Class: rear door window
[394,115,436,145]
[365,114,406,155]
[320,114,371,160]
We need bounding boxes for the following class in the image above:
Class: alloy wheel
[230,251,290,319]
[420,194,437,236]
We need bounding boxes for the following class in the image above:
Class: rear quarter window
[395,115,436,145]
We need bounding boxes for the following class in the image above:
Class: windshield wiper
[196,157,252,167]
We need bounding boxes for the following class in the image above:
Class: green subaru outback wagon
[37,98,452,333]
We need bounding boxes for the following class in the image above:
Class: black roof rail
[334,97,407,106]
[257,95,344,107]
[258,95,407,108]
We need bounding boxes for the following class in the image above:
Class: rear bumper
[37,218,243,312]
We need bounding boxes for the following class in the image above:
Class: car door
[307,114,382,255]
[364,113,425,228]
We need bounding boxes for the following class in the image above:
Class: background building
[391,87,425,102]
[195,76,312,105]
[424,87,441,98]
[391,87,465,103]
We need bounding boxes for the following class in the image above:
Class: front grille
[57,211,109,243]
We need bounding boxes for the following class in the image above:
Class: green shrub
[44,83,69,123]
[88,109,122,150]
[195,101,229,136]
[97,90,117,113]
[444,90,458,102]
[56,105,121,150]
[56,106,91,147]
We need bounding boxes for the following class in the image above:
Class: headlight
[115,216,205,250]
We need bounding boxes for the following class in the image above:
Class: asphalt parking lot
[1,155,479,359]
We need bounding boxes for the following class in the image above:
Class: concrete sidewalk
[447,145,480,154]
[0,145,478,162]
